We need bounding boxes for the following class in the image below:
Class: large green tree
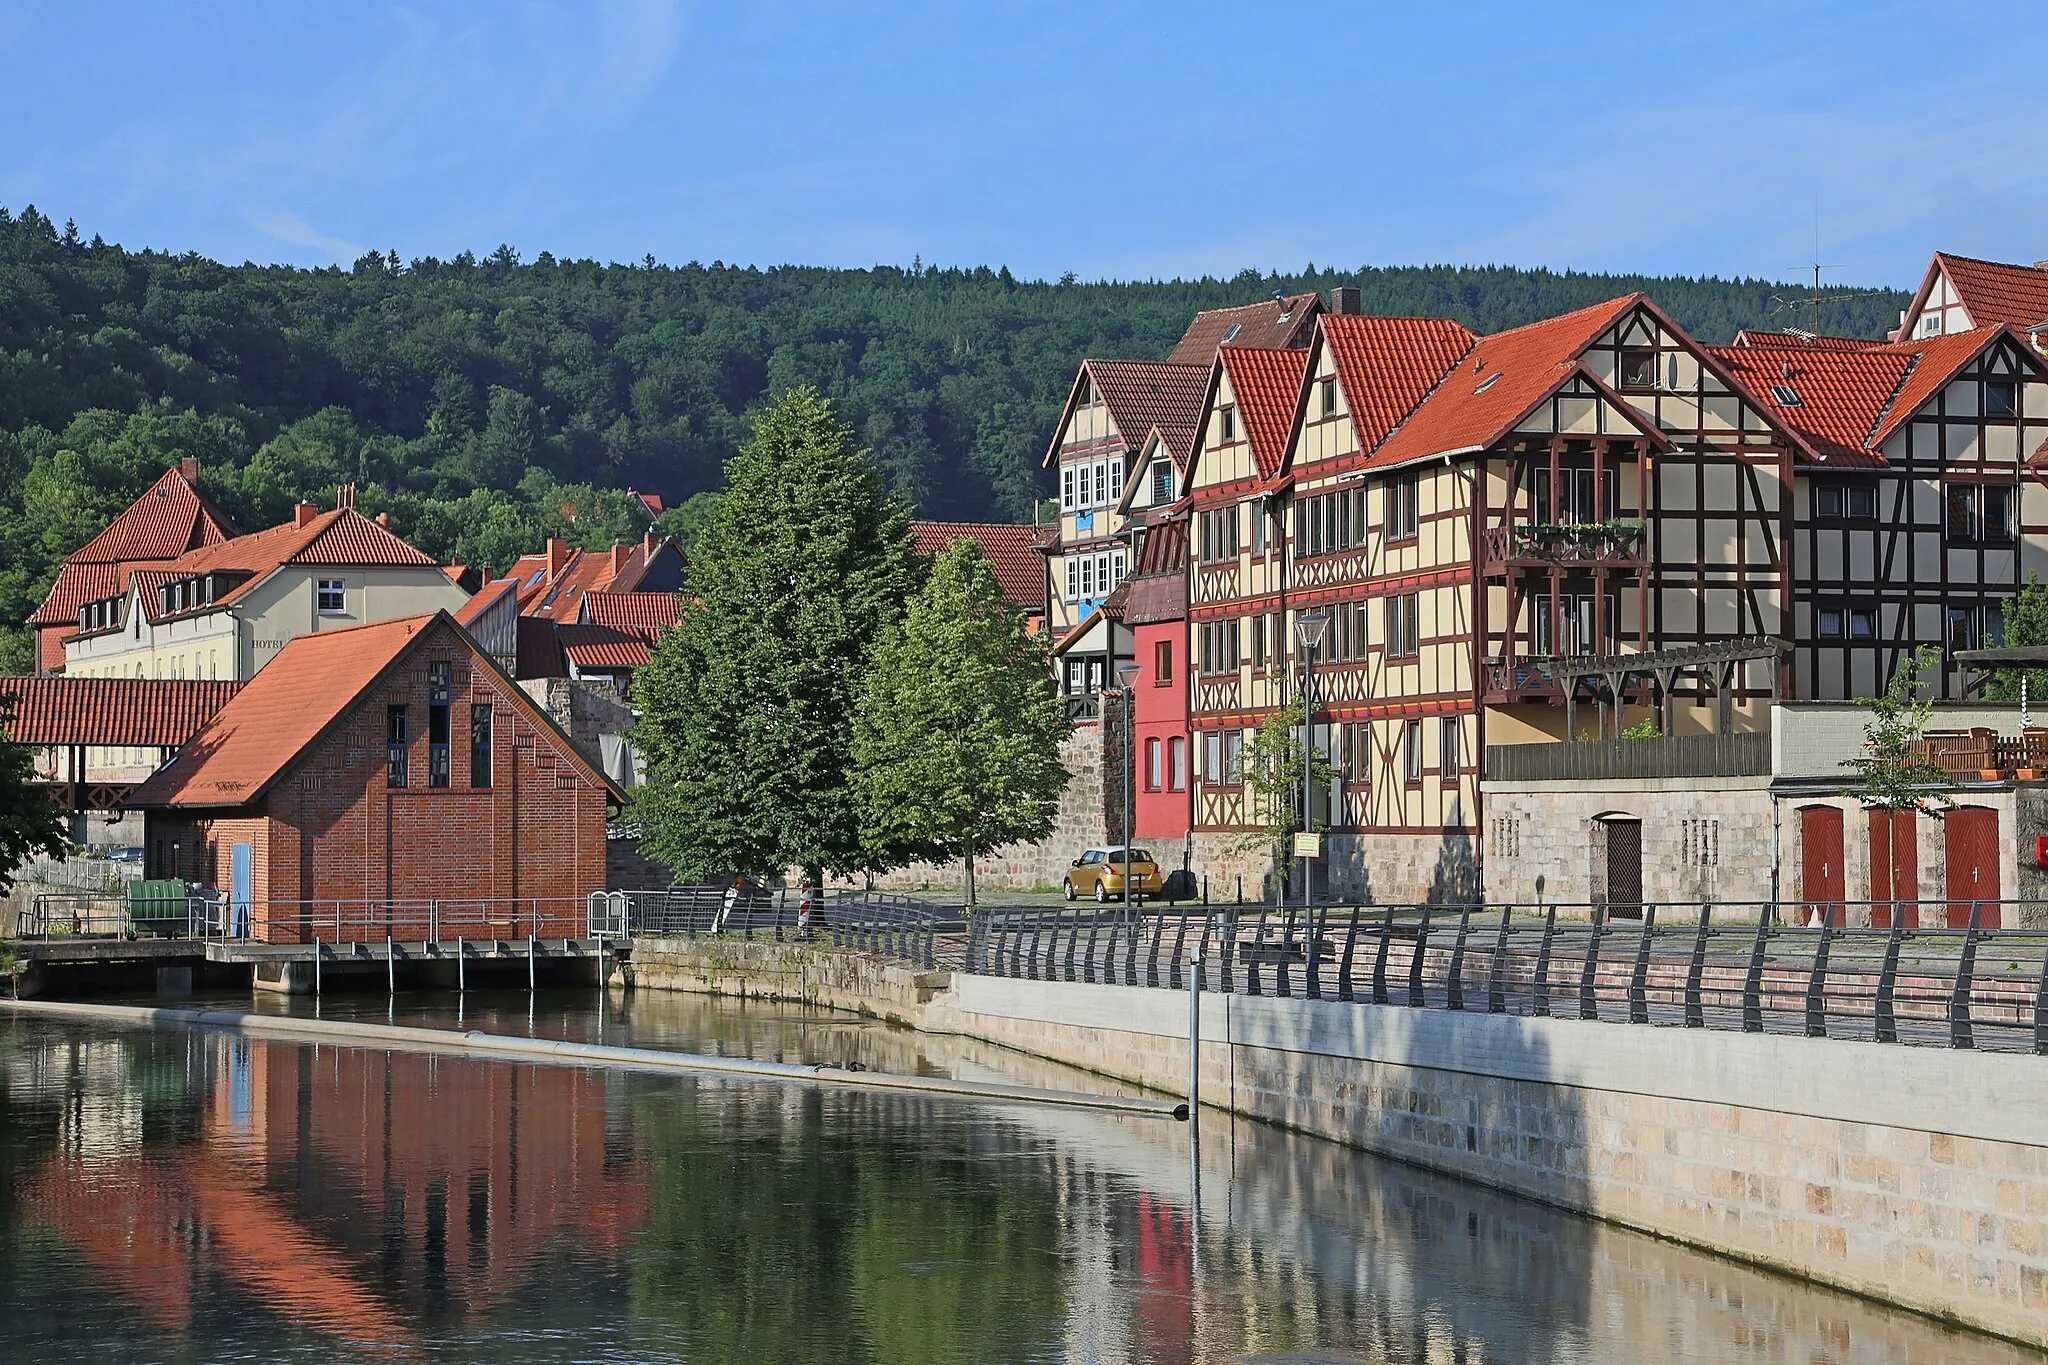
[0,695,68,894]
[632,388,921,884]
[851,539,1069,902]
[1984,572,2048,703]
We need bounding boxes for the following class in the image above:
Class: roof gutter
[1371,444,1486,474]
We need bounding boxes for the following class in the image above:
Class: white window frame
[1065,558,1079,602]
[1061,466,1077,512]
[1108,457,1124,504]
[317,578,347,616]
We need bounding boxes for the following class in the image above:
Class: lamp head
[1293,610,1330,652]
[1115,661,1142,688]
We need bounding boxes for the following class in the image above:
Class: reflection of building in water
[20,1029,645,1347]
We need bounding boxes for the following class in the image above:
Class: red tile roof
[1707,344,1911,464]
[911,521,1045,609]
[1729,330,1888,352]
[66,467,237,566]
[127,613,620,808]
[510,536,686,622]
[0,676,242,747]
[122,508,442,621]
[454,577,519,626]
[1056,360,1210,470]
[1218,347,1311,480]
[558,625,654,672]
[1319,314,1478,454]
[1120,519,1187,626]
[1933,252,2048,331]
[1167,293,1321,365]
[1868,327,2010,449]
[1368,295,1647,470]
[581,591,684,631]
[29,468,239,626]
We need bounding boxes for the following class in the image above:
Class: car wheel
[1095,881,1108,903]
[1062,879,1076,901]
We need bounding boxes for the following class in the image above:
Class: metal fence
[20,893,593,945]
[964,901,2048,1054]
[826,891,963,970]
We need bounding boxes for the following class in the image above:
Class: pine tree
[851,540,1070,903]
[632,389,921,885]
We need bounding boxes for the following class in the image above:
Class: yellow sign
[1292,832,1322,859]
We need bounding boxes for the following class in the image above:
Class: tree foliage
[0,203,1911,661]
[1235,700,1336,866]
[0,695,68,893]
[1848,645,1954,814]
[631,389,921,882]
[1983,572,2048,703]
[851,540,1069,898]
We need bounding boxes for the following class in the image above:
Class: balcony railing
[1484,521,1645,569]
[1908,729,2048,780]
[1485,731,1771,782]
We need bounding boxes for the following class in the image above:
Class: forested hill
[0,203,1909,659]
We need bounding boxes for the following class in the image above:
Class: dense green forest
[0,202,1910,666]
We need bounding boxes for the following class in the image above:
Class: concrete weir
[626,936,2048,1352]
[0,998,1188,1121]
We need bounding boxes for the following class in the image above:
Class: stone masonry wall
[625,936,2048,1349]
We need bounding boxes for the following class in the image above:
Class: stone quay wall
[627,935,2048,1350]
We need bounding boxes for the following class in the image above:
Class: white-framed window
[1064,558,1079,602]
[1146,738,1162,792]
[1110,549,1125,590]
[1061,466,1077,512]
[317,579,346,615]
[1440,716,1460,778]
[1108,457,1124,504]
[1403,719,1424,783]
[1169,736,1187,791]
[1078,555,1096,599]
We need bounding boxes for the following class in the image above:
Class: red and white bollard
[797,876,815,937]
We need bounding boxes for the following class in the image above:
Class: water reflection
[0,994,2030,1363]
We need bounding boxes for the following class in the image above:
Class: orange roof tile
[1218,347,1311,481]
[1707,344,1910,464]
[1868,327,2012,449]
[123,508,441,621]
[128,613,620,807]
[1729,330,1888,352]
[66,467,237,565]
[454,577,519,626]
[1069,361,1210,468]
[582,591,685,631]
[28,561,123,627]
[1368,295,1646,470]
[1121,518,1187,626]
[1319,314,1477,455]
[911,521,1045,609]
[1933,252,2048,331]
[0,676,241,747]
[558,624,654,671]
[1168,293,1321,365]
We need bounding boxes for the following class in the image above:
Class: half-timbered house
[1895,252,2048,348]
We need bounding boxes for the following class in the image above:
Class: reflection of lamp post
[1117,660,1142,922]
[1292,611,1329,911]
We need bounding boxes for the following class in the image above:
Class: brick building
[125,612,620,942]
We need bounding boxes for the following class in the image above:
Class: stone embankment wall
[628,936,2048,1350]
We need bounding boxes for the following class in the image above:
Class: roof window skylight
[1220,323,1242,344]
[1769,384,1802,407]
[1474,372,1501,394]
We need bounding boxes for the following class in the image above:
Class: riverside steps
[626,906,2048,1353]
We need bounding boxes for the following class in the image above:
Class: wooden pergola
[1532,636,1790,740]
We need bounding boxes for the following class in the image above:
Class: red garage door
[1799,806,1844,927]
[1868,808,1918,929]
[1944,807,2001,929]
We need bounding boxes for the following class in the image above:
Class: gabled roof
[1926,252,2048,331]
[1318,314,1478,455]
[509,535,687,623]
[1167,293,1321,365]
[1120,518,1187,626]
[127,613,622,808]
[124,507,441,620]
[1709,323,2041,465]
[1367,295,1653,470]
[558,624,655,672]
[29,468,239,626]
[1042,360,1209,469]
[0,676,241,747]
[454,576,519,627]
[68,467,238,566]
[911,521,1044,610]
[1729,330,1887,352]
[1218,347,1312,481]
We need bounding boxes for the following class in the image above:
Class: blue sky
[3,1,2042,289]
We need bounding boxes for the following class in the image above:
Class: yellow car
[1063,847,1164,902]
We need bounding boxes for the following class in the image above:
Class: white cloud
[244,208,366,263]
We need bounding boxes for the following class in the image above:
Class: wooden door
[1867,809,1918,929]
[1944,807,2001,928]
[1799,806,1844,926]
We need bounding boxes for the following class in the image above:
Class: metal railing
[964,901,2048,1053]
[19,894,595,945]
[828,891,961,969]
[602,885,795,938]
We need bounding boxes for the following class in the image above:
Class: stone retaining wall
[626,935,2048,1349]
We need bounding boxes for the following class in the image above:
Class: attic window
[1770,384,1802,407]
[1474,372,1501,394]
[1986,380,2017,418]
[1220,323,1242,344]
[1619,348,1656,391]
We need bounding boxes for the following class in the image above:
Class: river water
[0,989,2027,1364]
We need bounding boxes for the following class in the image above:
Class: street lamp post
[1292,612,1329,914]
[1116,660,1143,924]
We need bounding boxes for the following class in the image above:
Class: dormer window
[1150,461,1173,505]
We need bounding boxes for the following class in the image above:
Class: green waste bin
[127,879,188,937]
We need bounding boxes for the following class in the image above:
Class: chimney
[1329,285,1361,315]
[611,544,630,575]
[547,536,571,575]
[293,502,320,528]
[2034,261,2048,271]
[179,457,200,483]
[335,482,356,510]
[376,511,391,528]
[645,528,658,555]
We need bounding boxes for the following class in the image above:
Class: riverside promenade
[627,917,2048,1351]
